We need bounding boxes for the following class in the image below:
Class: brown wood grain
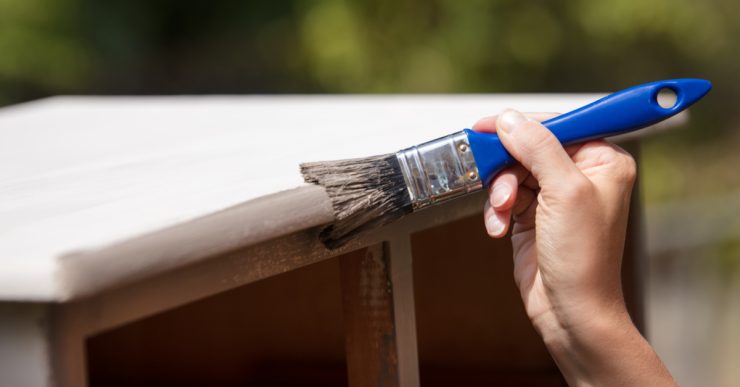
[340,244,400,387]
[85,257,347,387]
[410,214,563,384]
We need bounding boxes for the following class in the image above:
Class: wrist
[533,304,675,386]
[532,297,634,353]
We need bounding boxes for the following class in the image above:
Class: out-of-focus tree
[1,0,737,97]
[0,0,90,104]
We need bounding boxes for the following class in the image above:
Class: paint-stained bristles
[300,154,412,249]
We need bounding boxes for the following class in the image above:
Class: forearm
[535,308,677,387]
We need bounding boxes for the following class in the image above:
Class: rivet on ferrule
[396,130,483,210]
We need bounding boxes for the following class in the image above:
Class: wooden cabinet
[0,96,663,386]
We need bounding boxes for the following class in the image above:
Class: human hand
[473,109,675,386]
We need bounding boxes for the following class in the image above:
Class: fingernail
[491,184,511,207]
[498,109,526,134]
[485,215,505,236]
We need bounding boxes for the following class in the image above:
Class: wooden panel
[340,244,400,387]
[82,241,422,387]
[411,215,564,386]
[85,258,347,387]
[387,236,420,387]
[50,305,88,387]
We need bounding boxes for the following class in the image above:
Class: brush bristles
[301,153,412,249]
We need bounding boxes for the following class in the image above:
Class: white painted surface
[0,95,684,301]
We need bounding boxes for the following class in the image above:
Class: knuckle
[560,176,593,201]
[605,143,637,184]
[615,153,637,184]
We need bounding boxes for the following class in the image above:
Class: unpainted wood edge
[48,304,88,387]
[340,244,400,387]
[387,235,421,387]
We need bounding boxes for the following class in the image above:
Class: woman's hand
[474,109,676,386]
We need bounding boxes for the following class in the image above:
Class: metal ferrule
[396,130,482,210]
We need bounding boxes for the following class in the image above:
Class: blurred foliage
[1,0,739,215]
[715,238,740,283]
[2,0,738,96]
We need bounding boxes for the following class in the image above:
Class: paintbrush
[302,78,711,249]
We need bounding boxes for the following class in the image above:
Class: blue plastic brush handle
[465,78,712,187]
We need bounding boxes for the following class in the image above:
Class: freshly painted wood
[0,95,686,301]
[59,185,333,299]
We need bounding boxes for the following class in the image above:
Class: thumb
[496,109,581,186]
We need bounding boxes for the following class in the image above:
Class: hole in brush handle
[656,87,678,109]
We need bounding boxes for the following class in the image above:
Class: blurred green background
[2,0,738,385]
